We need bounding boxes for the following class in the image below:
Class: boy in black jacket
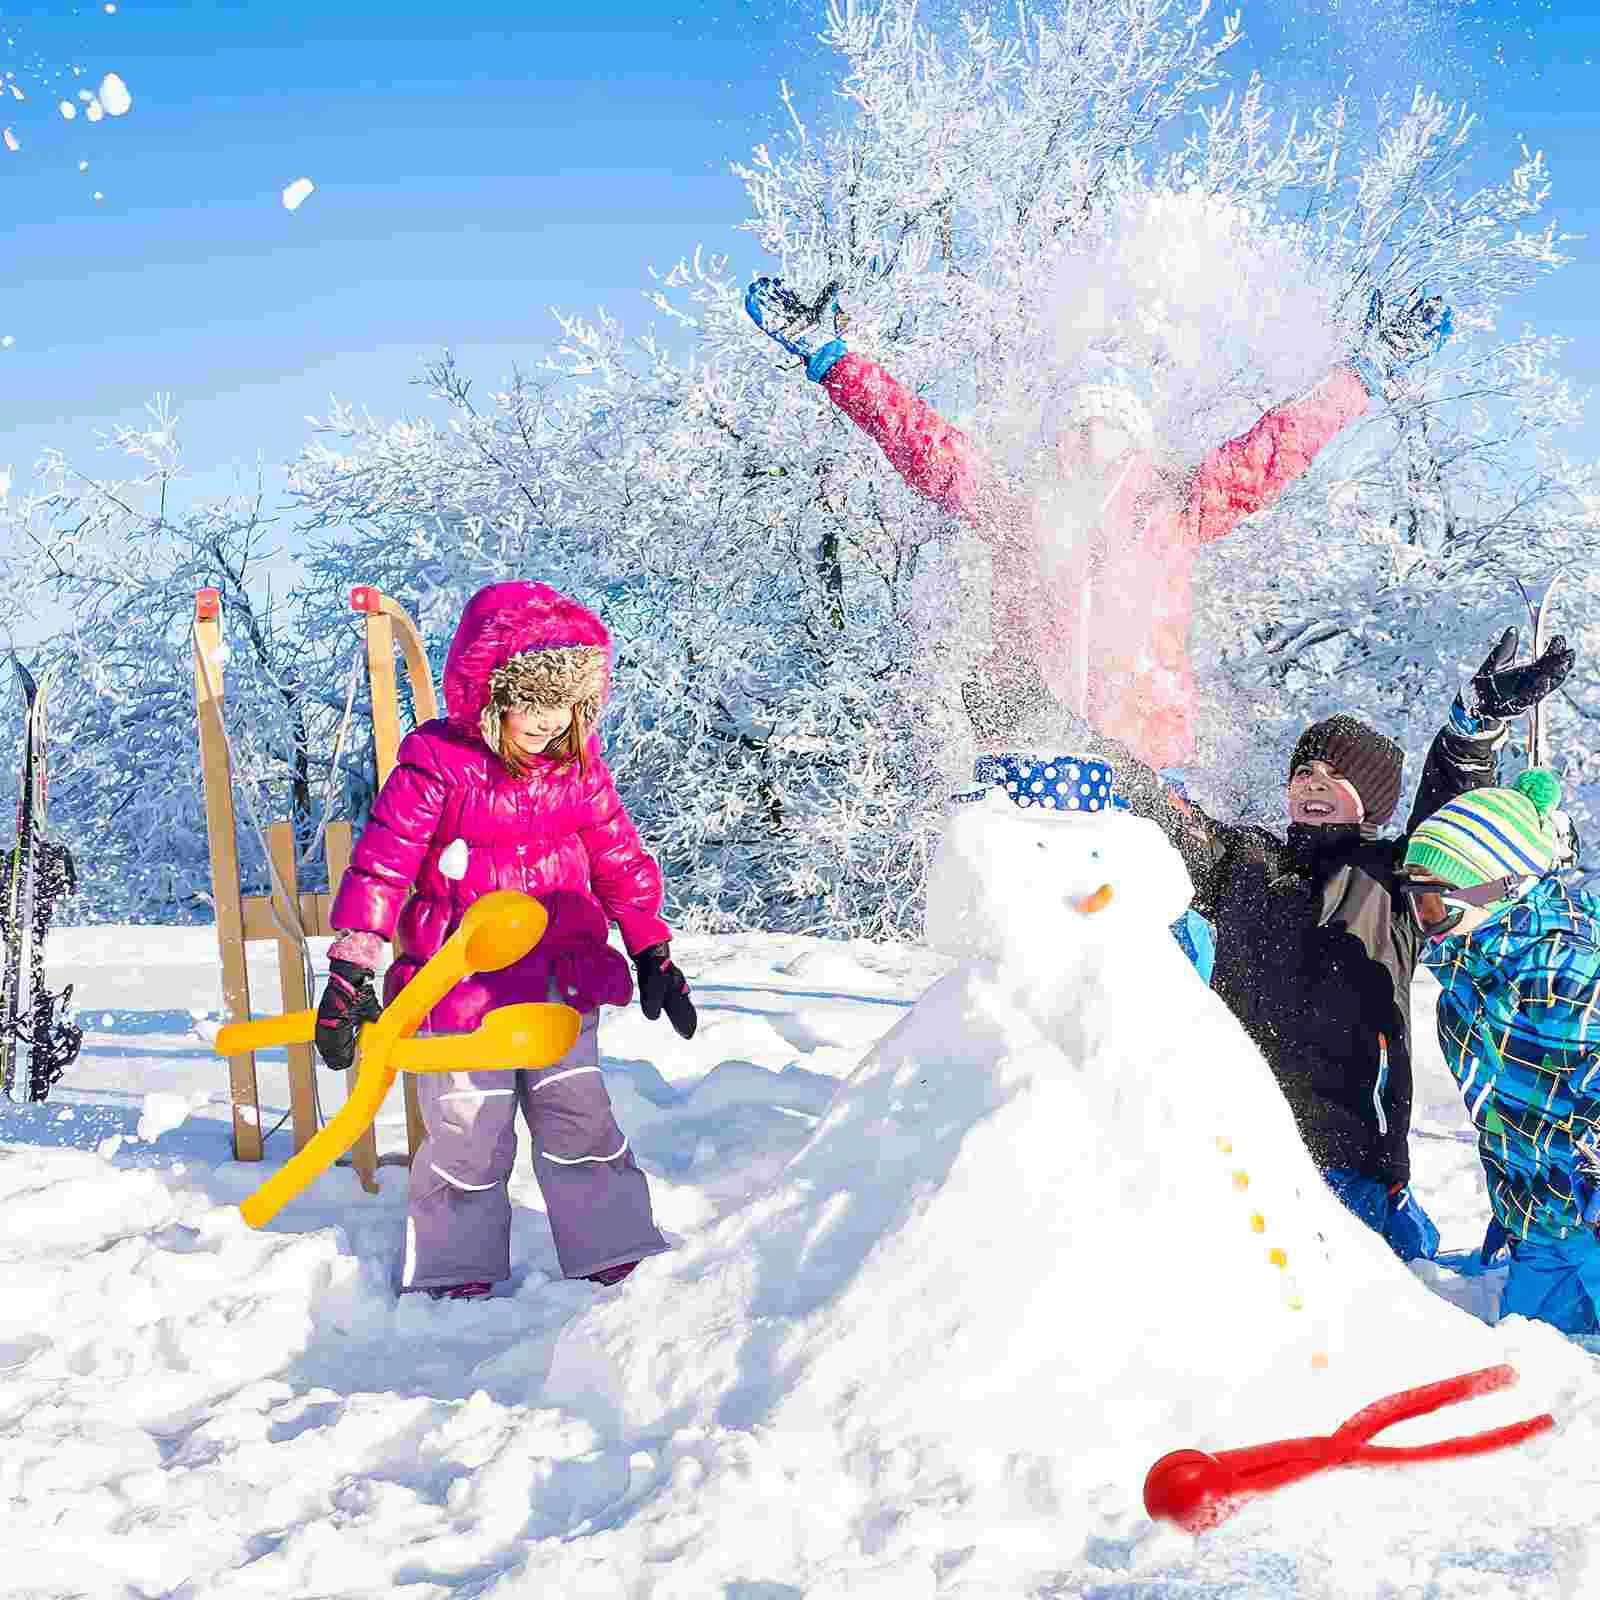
[1110,629,1573,1260]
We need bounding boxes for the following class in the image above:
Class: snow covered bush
[0,401,332,922]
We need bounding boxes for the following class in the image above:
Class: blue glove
[745,276,849,382]
[1480,1215,1510,1265]
[1352,288,1453,394]
[1382,1183,1441,1262]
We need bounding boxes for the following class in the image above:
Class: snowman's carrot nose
[1075,883,1114,914]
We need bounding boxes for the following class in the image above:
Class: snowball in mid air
[98,73,132,116]
[281,177,316,212]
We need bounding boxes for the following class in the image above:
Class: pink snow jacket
[328,581,672,1032]
[821,355,1370,768]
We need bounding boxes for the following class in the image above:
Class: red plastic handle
[1145,1366,1555,1535]
[195,588,221,621]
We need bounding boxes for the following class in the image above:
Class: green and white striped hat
[1403,769,1563,891]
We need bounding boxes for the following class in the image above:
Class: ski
[1515,573,1564,769]
[0,658,81,1103]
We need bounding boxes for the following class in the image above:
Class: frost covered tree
[0,401,329,921]
[290,0,1599,936]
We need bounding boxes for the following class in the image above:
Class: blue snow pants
[1324,1169,1440,1262]
[1502,1233,1600,1335]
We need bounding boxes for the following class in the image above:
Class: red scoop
[1144,1364,1554,1534]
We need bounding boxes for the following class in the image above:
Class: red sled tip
[350,585,381,613]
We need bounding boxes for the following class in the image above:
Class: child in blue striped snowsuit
[1405,770,1600,1335]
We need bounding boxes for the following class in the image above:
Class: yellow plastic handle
[216,1011,316,1054]
[233,891,575,1228]
[393,1004,580,1073]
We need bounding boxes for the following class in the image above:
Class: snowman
[911,751,1458,1396]
[925,752,1197,1013]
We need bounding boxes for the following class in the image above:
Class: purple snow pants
[400,1004,670,1291]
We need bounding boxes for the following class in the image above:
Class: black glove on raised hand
[745,276,849,382]
[1459,626,1576,723]
[1352,288,1453,394]
[634,942,697,1040]
[314,958,382,1071]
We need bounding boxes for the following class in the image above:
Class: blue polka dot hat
[955,753,1123,813]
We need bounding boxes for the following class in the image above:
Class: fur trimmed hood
[442,581,612,738]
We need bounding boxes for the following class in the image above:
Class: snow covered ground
[4,826,1600,1597]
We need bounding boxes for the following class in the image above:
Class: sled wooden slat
[192,596,262,1164]
[354,591,435,1160]
[241,892,340,944]
[326,819,381,1194]
[266,823,319,1155]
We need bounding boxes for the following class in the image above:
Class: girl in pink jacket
[746,279,1449,768]
[314,581,694,1298]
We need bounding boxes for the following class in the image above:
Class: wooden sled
[191,585,438,1191]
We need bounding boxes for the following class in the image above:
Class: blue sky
[3,0,1600,579]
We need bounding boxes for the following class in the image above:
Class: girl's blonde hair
[479,645,605,780]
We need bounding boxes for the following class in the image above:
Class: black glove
[745,276,849,382]
[1373,291,1453,368]
[634,943,697,1040]
[1459,626,1575,722]
[315,958,382,1071]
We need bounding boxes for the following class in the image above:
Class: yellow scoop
[218,890,580,1228]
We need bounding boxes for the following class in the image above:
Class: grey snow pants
[401,1006,670,1290]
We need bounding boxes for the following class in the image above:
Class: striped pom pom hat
[1403,769,1564,890]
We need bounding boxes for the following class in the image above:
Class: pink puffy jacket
[328,582,672,1032]
[821,355,1370,768]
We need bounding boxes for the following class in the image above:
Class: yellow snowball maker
[216,891,580,1228]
